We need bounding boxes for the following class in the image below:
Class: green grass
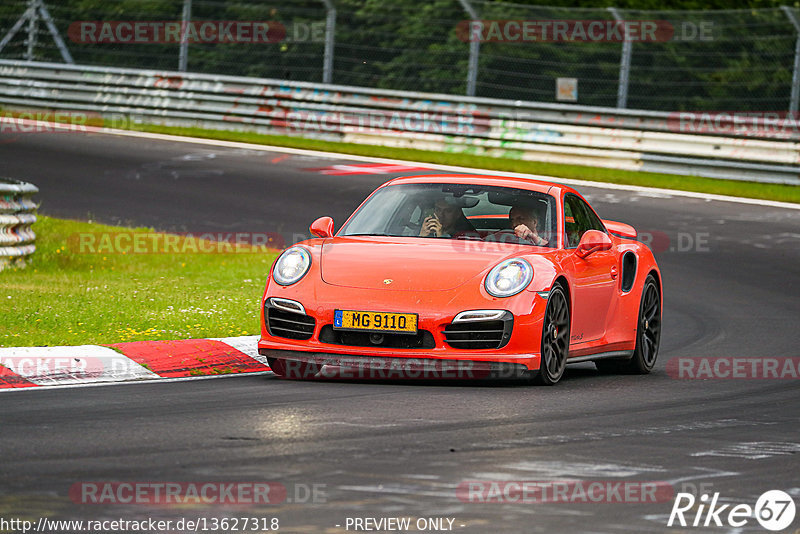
[0,216,278,348]
[129,123,800,204]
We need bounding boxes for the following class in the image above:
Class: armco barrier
[0,178,38,271]
[0,60,798,185]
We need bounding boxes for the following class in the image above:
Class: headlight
[485,258,533,297]
[272,246,311,286]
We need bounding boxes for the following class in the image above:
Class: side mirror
[602,219,637,239]
[575,230,612,259]
[309,216,334,238]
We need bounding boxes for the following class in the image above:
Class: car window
[564,194,605,248]
[339,183,557,247]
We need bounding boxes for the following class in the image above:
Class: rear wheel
[534,284,570,385]
[595,274,661,374]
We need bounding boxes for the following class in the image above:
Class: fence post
[321,0,336,84]
[0,0,73,63]
[782,6,800,114]
[25,0,38,61]
[608,7,632,109]
[457,0,480,97]
[179,0,192,72]
[38,0,74,63]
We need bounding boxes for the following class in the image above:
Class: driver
[419,197,477,238]
[508,205,548,246]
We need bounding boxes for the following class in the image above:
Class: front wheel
[533,284,570,385]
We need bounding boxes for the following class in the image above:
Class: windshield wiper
[342,233,392,237]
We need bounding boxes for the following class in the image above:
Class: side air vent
[621,252,637,293]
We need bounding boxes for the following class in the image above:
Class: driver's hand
[514,224,535,241]
[420,216,442,237]
[515,224,546,245]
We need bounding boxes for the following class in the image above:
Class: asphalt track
[1,131,799,533]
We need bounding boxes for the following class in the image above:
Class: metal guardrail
[0,178,38,271]
[0,60,798,185]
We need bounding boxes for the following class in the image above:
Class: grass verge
[130,124,800,204]
[0,216,278,348]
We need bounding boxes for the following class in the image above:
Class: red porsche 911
[258,174,662,385]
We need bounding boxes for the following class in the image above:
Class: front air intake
[266,306,315,340]
[443,312,513,349]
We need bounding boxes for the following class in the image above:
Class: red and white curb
[0,336,269,390]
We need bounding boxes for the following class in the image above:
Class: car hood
[320,236,523,291]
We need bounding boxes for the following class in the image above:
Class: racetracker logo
[0,111,101,133]
[0,356,141,379]
[277,357,527,381]
[68,21,285,44]
[250,109,485,136]
[668,490,796,531]
[68,232,285,254]
[455,20,676,43]
[456,480,674,503]
[449,230,709,255]
[666,357,800,380]
[668,111,800,139]
[69,482,327,505]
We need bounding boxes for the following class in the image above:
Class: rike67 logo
[668,490,796,531]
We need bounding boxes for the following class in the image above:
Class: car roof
[382,174,575,198]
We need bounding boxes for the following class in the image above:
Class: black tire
[533,284,570,385]
[267,357,319,379]
[595,274,661,374]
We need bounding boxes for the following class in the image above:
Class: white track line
[0,370,272,393]
[91,126,800,211]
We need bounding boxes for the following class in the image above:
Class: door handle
[610,265,618,279]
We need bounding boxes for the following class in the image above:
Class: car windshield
[338,183,557,248]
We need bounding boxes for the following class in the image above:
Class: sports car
[258,174,662,385]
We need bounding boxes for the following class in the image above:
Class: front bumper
[260,274,550,373]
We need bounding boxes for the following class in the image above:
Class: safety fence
[0,60,798,185]
[1,1,799,113]
[0,178,38,270]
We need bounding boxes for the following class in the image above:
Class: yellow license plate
[334,310,418,334]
